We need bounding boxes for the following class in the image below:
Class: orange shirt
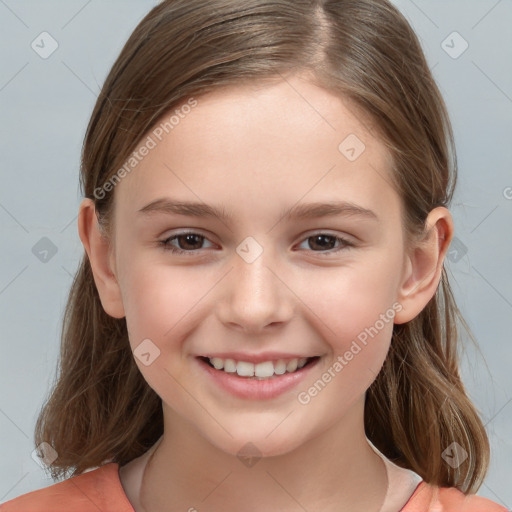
[0,462,508,512]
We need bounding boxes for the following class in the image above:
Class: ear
[394,206,454,324]
[77,198,125,319]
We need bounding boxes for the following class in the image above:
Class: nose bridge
[219,238,293,331]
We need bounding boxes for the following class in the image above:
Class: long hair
[34,0,490,493]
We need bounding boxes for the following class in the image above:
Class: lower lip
[195,357,320,400]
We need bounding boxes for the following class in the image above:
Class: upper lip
[197,352,318,364]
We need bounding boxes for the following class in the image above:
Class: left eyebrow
[137,198,379,223]
[280,201,379,221]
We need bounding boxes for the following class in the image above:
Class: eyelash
[158,231,355,256]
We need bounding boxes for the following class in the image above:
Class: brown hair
[34,0,491,494]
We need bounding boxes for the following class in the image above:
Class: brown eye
[160,231,214,255]
[172,234,205,250]
[297,233,354,255]
[307,234,337,251]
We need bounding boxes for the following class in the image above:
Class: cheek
[119,259,213,343]
[117,261,213,410]
[294,255,401,397]
[296,272,397,416]
[300,257,400,342]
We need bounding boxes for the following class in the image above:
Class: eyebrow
[137,198,378,222]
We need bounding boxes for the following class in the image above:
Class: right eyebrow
[137,198,234,223]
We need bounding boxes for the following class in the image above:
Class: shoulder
[403,481,509,512]
[437,486,509,512]
[0,463,134,512]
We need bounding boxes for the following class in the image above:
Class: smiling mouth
[198,356,320,379]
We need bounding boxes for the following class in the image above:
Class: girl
[1,0,508,511]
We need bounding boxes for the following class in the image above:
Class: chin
[202,423,307,460]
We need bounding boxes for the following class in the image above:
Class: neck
[136,399,389,512]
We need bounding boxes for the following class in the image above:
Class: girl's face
[105,74,418,457]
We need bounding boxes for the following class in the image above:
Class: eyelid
[160,230,216,252]
[159,229,356,256]
[299,229,356,243]
[294,231,355,255]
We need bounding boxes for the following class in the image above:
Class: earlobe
[77,198,126,319]
[394,207,454,324]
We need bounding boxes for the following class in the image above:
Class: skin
[78,72,453,512]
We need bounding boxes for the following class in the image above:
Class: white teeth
[286,359,298,373]
[274,360,287,375]
[223,359,237,373]
[236,361,254,377]
[254,361,274,378]
[206,356,313,378]
[211,357,224,370]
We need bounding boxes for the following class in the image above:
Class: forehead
[113,74,398,222]
[167,77,376,155]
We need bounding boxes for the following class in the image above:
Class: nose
[216,247,294,334]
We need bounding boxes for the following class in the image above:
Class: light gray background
[0,0,511,508]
